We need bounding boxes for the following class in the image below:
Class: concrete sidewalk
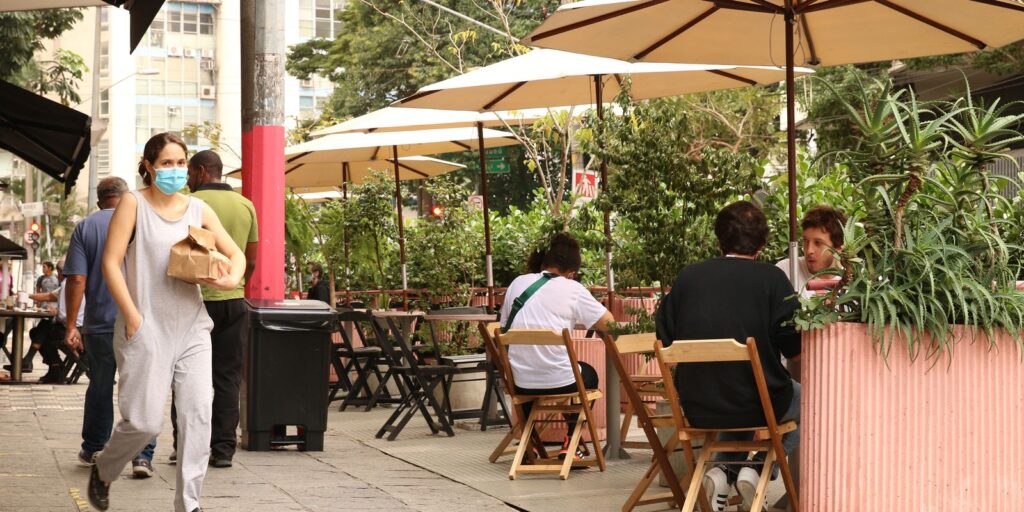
[1,365,786,512]
[0,379,510,512]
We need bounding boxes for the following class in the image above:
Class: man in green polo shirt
[171,150,258,468]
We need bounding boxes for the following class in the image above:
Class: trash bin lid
[246,299,337,331]
[246,298,333,311]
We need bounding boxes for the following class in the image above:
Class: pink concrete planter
[801,322,1024,511]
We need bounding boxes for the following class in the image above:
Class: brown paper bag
[167,225,231,284]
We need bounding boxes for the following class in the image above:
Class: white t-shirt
[499,273,608,389]
[776,257,813,299]
[56,280,85,328]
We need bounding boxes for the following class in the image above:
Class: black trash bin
[241,298,336,451]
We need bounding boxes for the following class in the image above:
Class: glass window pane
[300,96,314,108]
[299,20,313,38]
[315,20,330,38]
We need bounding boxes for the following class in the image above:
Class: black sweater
[655,257,800,428]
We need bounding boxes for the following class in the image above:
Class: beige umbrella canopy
[287,127,518,165]
[521,0,1024,67]
[310,107,559,137]
[396,48,807,111]
[226,156,465,189]
[521,0,1024,291]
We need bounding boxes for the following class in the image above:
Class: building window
[99,90,109,118]
[100,39,109,77]
[199,13,213,35]
[167,10,182,33]
[313,0,345,39]
[96,141,109,176]
[183,11,197,34]
[299,95,316,120]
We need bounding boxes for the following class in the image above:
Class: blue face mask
[154,167,188,194]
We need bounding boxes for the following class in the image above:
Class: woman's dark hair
[527,232,582,274]
[138,132,188,186]
[801,205,847,248]
[715,200,769,256]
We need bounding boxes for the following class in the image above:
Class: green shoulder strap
[501,272,555,333]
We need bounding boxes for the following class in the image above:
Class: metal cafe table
[0,308,56,382]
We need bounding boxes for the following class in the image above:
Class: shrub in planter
[797,79,1024,357]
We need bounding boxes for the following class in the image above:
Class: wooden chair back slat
[499,329,564,346]
[614,333,662,355]
[658,338,749,364]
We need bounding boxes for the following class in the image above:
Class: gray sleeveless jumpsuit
[96,190,215,512]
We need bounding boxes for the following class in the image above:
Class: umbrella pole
[343,162,352,307]
[785,3,800,288]
[596,74,629,463]
[477,122,495,312]
[594,75,615,311]
[393,145,408,310]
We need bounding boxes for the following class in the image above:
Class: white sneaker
[701,466,730,512]
[736,466,766,510]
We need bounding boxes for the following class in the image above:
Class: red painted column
[242,127,285,300]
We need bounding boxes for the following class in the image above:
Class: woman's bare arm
[101,192,141,337]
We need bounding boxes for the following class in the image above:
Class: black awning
[0,235,27,260]
[102,0,166,53]
[0,80,90,197]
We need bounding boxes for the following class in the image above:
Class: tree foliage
[286,0,558,119]
[586,89,781,288]
[0,9,83,82]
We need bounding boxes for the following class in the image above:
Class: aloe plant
[798,79,1024,361]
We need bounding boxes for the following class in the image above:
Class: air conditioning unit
[183,47,197,59]
[200,60,216,71]
[167,45,182,57]
[200,85,216,99]
[300,79,313,88]
[201,48,215,59]
[167,106,180,115]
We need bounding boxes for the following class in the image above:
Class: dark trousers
[39,322,65,366]
[81,331,156,460]
[173,299,246,459]
[515,361,599,440]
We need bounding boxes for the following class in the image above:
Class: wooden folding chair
[494,328,606,480]
[655,338,799,512]
[602,332,709,512]
[477,322,546,463]
[332,311,385,410]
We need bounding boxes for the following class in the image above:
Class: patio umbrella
[287,128,519,307]
[0,79,90,197]
[310,107,555,137]
[312,106,569,310]
[226,156,466,189]
[521,0,1024,284]
[395,48,807,309]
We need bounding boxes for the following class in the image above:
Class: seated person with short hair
[28,258,84,383]
[500,232,614,462]
[777,205,847,298]
[655,201,800,511]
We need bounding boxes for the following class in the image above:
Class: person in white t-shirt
[500,232,615,462]
[27,257,84,383]
[776,205,847,299]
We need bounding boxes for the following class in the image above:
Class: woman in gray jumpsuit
[88,132,245,512]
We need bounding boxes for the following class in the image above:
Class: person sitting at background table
[655,200,800,511]
[26,257,83,383]
[500,232,615,462]
[776,205,847,299]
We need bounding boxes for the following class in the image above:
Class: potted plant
[795,80,1024,511]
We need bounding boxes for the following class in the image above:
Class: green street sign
[485,147,506,158]
[486,158,510,174]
